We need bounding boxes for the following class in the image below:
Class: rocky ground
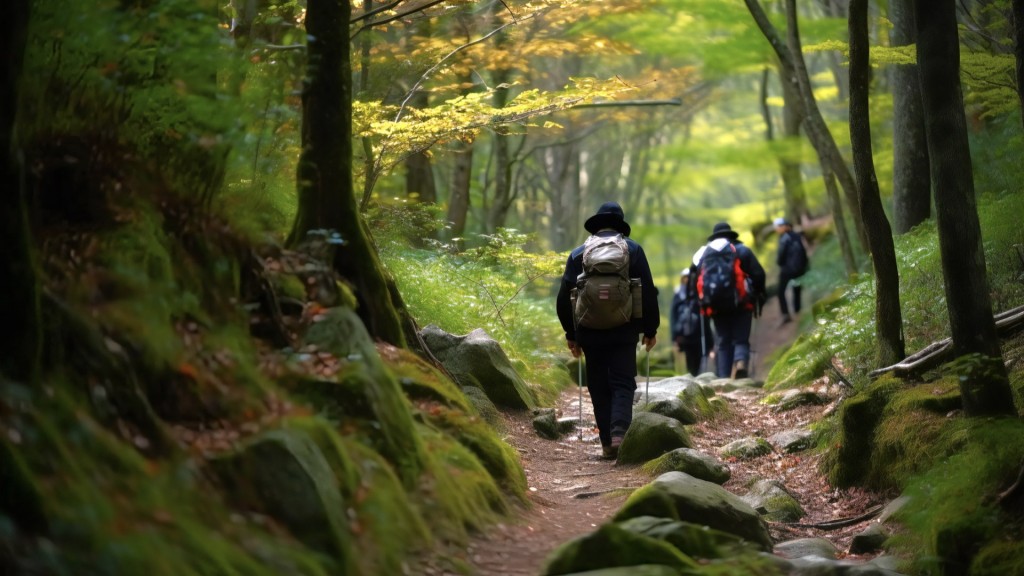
[413,300,892,576]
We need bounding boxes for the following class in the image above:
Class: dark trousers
[581,340,637,446]
[778,272,803,316]
[712,310,753,378]
[683,343,703,377]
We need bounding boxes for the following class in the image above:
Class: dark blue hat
[584,202,631,236]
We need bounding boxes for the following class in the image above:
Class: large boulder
[615,472,773,551]
[617,412,692,465]
[419,325,536,410]
[769,428,814,453]
[541,522,697,576]
[643,448,731,485]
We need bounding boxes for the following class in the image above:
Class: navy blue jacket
[556,231,660,346]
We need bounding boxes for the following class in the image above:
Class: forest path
[421,295,883,575]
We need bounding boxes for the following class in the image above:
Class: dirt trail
[421,295,883,576]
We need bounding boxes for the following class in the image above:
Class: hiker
[670,267,713,376]
[694,222,766,379]
[773,217,809,325]
[556,202,660,459]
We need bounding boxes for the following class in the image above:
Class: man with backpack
[556,202,659,459]
[773,217,809,325]
[695,222,766,379]
[670,267,713,376]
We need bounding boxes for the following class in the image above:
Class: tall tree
[915,0,1014,416]
[745,0,863,271]
[890,0,932,233]
[287,0,406,346]
[849,0,905,366]
[0,0,37,383]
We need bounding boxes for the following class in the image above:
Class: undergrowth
[371,198,572,404]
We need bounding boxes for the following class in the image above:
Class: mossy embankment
[0,192,530,575]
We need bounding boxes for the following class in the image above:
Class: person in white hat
[670,266,713,376]
[773,217,809,325]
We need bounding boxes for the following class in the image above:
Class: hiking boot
[779,314,793,327]
[601,445,618,459]
[733,360,748,379]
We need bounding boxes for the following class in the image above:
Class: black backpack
[696,242,752,315]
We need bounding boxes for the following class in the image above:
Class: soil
[416,295,889,575]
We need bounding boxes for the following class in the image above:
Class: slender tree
[890,0,932,233]
[745,0,862,271]
[849,0,905,366]
[287,0,406,346]
[915,0,1014,416]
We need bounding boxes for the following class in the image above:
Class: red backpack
[696,242,751,315]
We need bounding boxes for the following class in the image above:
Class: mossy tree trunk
[889,0,932,234]
[287,0,406,347]
[0,0,39,384]
[849,0,905,367]
[915,0,1014,416]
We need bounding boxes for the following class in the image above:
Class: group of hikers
[556,202,809,459]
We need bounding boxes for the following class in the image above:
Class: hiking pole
[749,313,758,378]
[577,353,583,441]
[699,311,707,375]
[645,346,651,404]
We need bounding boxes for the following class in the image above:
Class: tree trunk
[288,0,405,346]
[404,17,437,204]
[890,0,932,234]
[849,0,905,366]
[744,0,864,262]
[915,0,1014,416]
[784,0,867,252]
[0,0,38,384]
[446,137,473,243]
[485,69,513,233]
[1014,0,1024,131]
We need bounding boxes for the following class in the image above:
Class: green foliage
[888,419,1024,574]
[376,209,571,403]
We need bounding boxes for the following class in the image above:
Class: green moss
[413,426,506,541]
[541,522,698,576]
[275,275,307,301]
[971,540,1024,576]
[821,376,900,488]
[382,347,472,412]
[764,332,832,391]
[422,404,526,496]
[890,418,1024,574]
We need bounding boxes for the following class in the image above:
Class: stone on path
[643,448,731,485]
[616,412,691,465]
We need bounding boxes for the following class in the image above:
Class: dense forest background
[3,0,1024,574]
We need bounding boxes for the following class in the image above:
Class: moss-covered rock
[823,377,900,488]
[617,412,692,465]
[289,308,427,486]
[773,538,839,560]
[849,523,888,554]
[541,521,698,576]
[741,479,805,523]
[636,396,697,425]
[768,428,814,454]
[772,389,829,412]
[207,423,359,567]
[616,516,757,559]
[641,448,731,485]
[424,404,526,495]
[380,344,472,412]
[419,325,536,410]
[615,472,773,552]
[461,386,503,429]
[719,437,772,460]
